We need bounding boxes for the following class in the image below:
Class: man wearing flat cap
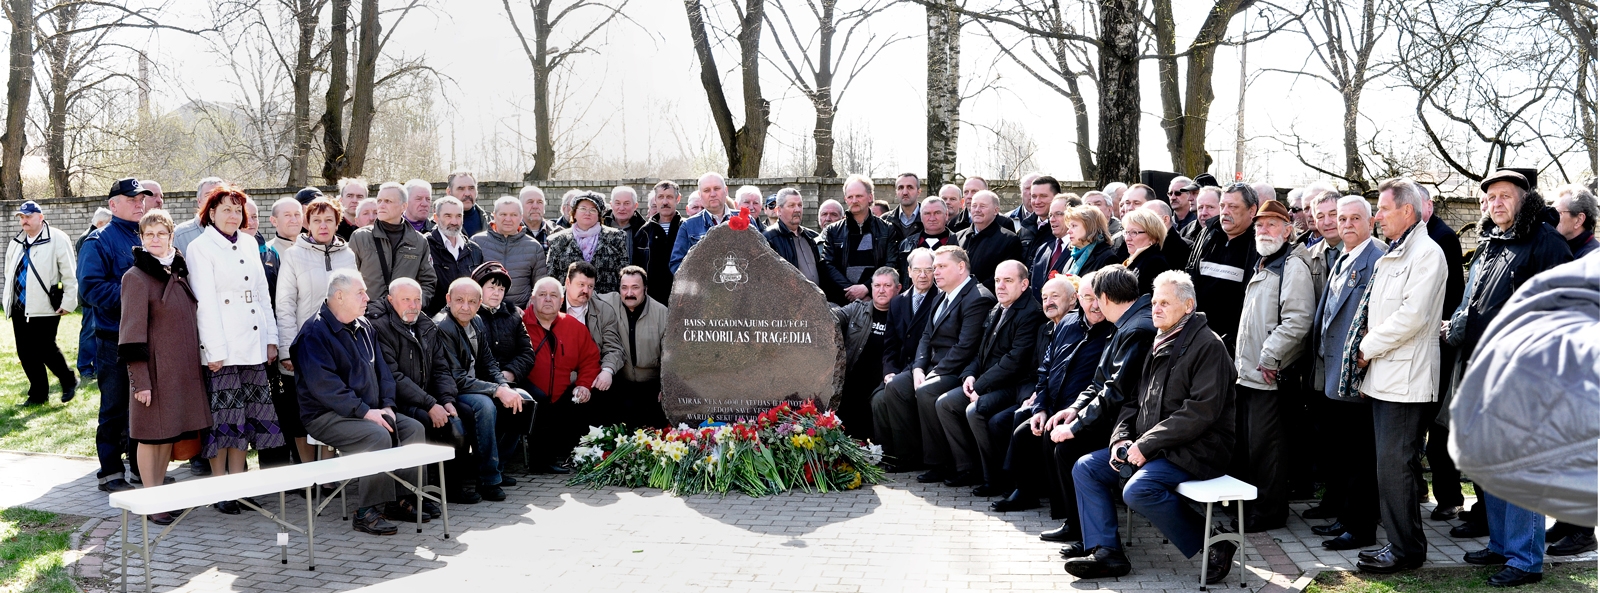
[1446,168,1572,587]
[78,178,150,491]
[1231,200,1315,531]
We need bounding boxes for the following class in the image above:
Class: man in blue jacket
[77,178,149,492]
[295,270,424,535]
[668,172,733,274]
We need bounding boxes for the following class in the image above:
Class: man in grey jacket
[350,182,437,318]
[597,266,670,429]
[471,196,549,308]
[1232,200,1315,532]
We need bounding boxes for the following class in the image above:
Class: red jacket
[522,309,600,402]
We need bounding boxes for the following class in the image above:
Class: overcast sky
[96,1,1585,190]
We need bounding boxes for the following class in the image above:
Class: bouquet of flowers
[568,401,886,497]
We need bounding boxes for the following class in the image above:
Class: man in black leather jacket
[820,175,902,305]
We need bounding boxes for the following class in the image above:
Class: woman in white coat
[185,184,284,511]
[273,197,356,463]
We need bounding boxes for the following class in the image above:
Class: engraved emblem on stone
[713,254,749,290]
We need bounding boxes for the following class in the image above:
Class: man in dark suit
[881,248,938,386]
[1307,196,1386,551]
[957,190,1024,293]
[934,260,1044,489]
[1031,196,1075,300]
[896,197,957,281]
[872,245,995,478]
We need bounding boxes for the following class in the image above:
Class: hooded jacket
[1448,255,1598,527]
[1114,312,1236,481]
[471,227,549,308]
[275,234,357,355]
[1235,241,1316,390]
[4,222,78,319]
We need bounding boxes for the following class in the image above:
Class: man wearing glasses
[1166,176,1197,233]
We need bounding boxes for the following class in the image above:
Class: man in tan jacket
[1350,177,1447,574]
[597,265,669,428]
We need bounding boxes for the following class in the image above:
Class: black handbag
[25,253,64,310]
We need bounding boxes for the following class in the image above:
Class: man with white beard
[1231,200,1315,532]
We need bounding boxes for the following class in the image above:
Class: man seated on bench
[1066,270,1239,584]
[373,277,459,521]
[295,269,425,536]
[435,277,535,502]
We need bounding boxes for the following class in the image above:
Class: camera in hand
[1111,443,1136,479]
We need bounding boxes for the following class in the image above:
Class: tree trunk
[732,0,769,177]
[1341,86,1366,193]
[320,0,350,184]
[1152,0,1183,169]
[685,0,740,172]
[529,0,554,182]
[1062,66,1096,181]
[288,0,322,187]
[39,4,75,198]
[810,0,837,178]
[1174,0,1247,175]
[1,0,33,201]
[345,0,380,176]
[925,0,959,188]
[1095,0,1140,187]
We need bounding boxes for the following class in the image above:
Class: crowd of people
[4,167,1597,585]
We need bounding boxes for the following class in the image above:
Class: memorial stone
[661,219,845,424]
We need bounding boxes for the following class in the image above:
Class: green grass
[0,508,77,593]
[0,313,98,457]
[1307,563,1599,593]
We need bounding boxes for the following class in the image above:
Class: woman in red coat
[522,276,599,473]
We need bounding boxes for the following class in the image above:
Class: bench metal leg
[279,491,288,564]
[1199,502,1214,590]
[305,485,316,571]
[416,465,425,533]
[1237,499,1247,588]
[141,513,151,593]
[438,460,450,539]
[120,510,128,593]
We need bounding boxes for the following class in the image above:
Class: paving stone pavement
[3,451,1592,593]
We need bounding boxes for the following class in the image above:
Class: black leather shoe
[1205,540,1237,585]
[1323,533,1376,550]
[189,459,211,476]
[1358,544,1391,561]
[1431,505,1461,521]
[970,483,1007,497]
[383,499,430,523]
[1063,547,1132,579]
[1243,516,1285,533]
[916,469,949,484]
[1547,531,1597,556]
[1040,521,1077,543]
[942,471,981,487]
[1301,505,1338,520]
[498,475,517,487]
[1357,549,1424,573]
[352,506,398,536]
[447,487,482,504]
[1464,548,1508,566]
[1312,521,1346,536]
[98,478,135,493]
[477,485,507,502]
[990,495,1039,513]
[1487,566,1543,587]
[421,499,442,519]
[1058,541,1089,558]
[60,377,77,403]
[213,500,241,515]
[1451,520,1489,538]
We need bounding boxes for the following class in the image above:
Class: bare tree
[685,0,769,177]
[1095,0,1139,186]
[762,0,906,177]
[1395,0,1593,184]
[1263,0,1394,193]
[501,0,634,182]
[2,0,35,201]
[319,0,349,183]
[973,0,1100,180]
[285,0,327,186]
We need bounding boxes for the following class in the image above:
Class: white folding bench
[1177,475,1257,590]
[108,444,454,593]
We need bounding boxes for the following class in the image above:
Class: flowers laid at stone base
[569,402,886,496]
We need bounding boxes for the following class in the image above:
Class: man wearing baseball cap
[77,178,150,492]
[4,201,78,406]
